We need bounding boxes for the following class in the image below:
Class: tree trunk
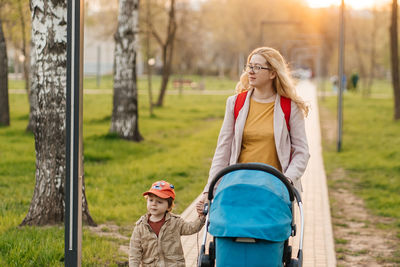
[111,0,143,141]
[0,18,10,126]
[145,0,154,116]
[349,21,366,86]
[390,0,400,120]
[156,44,173,106]
[153,0,176,107]
[365,6,378,98]
[17,0,29,92]
[27,39,36,132]
[21,0,95,226]
[17,0,35,132]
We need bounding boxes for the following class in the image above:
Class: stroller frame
[198,163,304,267]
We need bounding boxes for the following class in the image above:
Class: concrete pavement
[180,80,336,267]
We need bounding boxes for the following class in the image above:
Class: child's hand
[196,199,205,216]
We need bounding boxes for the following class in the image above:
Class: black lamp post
[65,0,84,266]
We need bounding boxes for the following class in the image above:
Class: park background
[1,0,399,266]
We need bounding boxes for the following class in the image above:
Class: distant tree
[145,0,154,116]
[111,0,143,141]
[365,5,378,97]
[0,0,32,129]
[21,0,95,226]
[390,0,400,120]
[172,2,205,75]
[27,39,37,132]
[348,16,367,86]
[16,0,29,93]
[199,0,312,78]
[16,0,35,131]
[0,17,10,126]
[85,0,118,39]
[149,0,177,107]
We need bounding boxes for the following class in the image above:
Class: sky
[305,0,390,9]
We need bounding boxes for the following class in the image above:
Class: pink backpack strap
[234,91,248,120]
[280,96,291,132]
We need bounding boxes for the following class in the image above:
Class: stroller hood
[208,169,292,242]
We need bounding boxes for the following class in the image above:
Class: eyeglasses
[244,64,271,73]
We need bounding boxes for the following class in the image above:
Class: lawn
[319,86,400,262]
[1,76,235,266]
[4,75,399,265]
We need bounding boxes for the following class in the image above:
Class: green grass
[319,89,400,259]
[84,74,115,90]
[1,77,235,265]
[10,74,237,94]
[317,78,393,97]
[335,238,349,245]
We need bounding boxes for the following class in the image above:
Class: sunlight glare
[305,0,382,9]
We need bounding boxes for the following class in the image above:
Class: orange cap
[143,180,175,200]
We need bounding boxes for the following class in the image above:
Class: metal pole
[96,45,101,88]
[337,0,345,152]
[66,0,84,266]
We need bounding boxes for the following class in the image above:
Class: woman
[201,47,310,201]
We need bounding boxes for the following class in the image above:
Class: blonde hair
[236,47,309,117]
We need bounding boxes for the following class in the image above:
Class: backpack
[234,91,291,132]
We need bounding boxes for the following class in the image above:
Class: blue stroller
[198,163,304,267]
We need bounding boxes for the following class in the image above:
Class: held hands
[196,199,205,218]
[196,192,208,218]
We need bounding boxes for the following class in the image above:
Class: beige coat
[204,89,310,193]
[129,212,205,267]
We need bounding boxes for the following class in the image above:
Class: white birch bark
[110,0,143,141]
[22,0,94,226]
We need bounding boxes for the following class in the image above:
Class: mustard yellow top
[238,98,282,171]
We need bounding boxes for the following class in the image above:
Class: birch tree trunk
[390,0,400,120]
[21,0,95,226]
[0,18,10,126]
[110,0,143,141]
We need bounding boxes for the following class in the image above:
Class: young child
[129,180,205,267]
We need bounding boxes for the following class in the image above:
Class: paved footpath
[180,80,336,267]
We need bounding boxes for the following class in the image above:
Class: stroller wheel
[209,241,216,263]
[199,254,212,267]
[283,245,292,266]
[288,258,299,267]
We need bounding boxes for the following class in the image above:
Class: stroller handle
[208,163,300,203]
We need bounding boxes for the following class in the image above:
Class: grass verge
[1,79,232,266]
[319,90,400,264]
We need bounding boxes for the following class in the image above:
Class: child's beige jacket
[129,212,205,267]
[204,89,310,193]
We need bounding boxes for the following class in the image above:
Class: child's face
[146,194,169,217]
